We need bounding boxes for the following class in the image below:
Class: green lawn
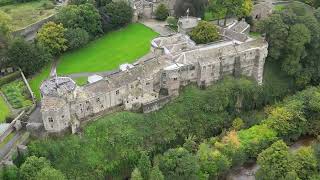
[0,0,56,30]
[57,23,158,75]
[29,64,51,100]
[0,94,10,123]
[72,77,88,86]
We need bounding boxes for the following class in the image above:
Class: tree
[0,10,11,47]
[240,0,253,18]
[217,0,244,25]
[65,28,89,50]
[293,147,317,179]
[197,143,231,178]
[166,16,178,29]
[7,38,52,75]
[155,4,169,21]
[37,22,67,55]
[1,165,19,180]
[183,136,198,153]
[55,3,102,36]
[282,24,311,86]
[20,156,51,180]
[231,118,244,131]
[189,21,219,44]
[207,0,226,25]
[35,167,66,180]
[256,140,293,180]
[137,151,151,179]
[257,14,289,61]
[159,147,200,180]
[149,166,164,180]
[105,1,133,29]
[174,0,207,18]
[131,168,143,180]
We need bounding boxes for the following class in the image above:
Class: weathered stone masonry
[40,20,268,133]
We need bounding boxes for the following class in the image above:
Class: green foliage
[19,156,51,180]
[0,71,20,87]
[159,147,200,180]
[189,21,219,44]
[131,168,143,180]
[155,4,169,21]
[137,151,151,179]
[35,167,66,180]
[55,3,102,36]
[0,93,10,123]
[183,136,198,153]
[258,3,320,88]
[0,165,19,180]
[166,16,178,29]
[149,166,164,180]
[65,28,89,50]
[7,38,52,75]
[174,0,207,17]
[105,1,133,29]
[231,117,244,131]
[37,22,67,55]
[256,140,293,180]
[1,80,33,109]
[0,10,11,38]
[257,141,318,180]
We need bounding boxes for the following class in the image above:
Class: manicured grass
[1,80,33,109]
[73,77,88,86]
[0,0,56,30]
[0,94,10,123]
[249,32,262,38]
[29,64,51,100]
[57,23,158,75]
[274,5,285,11]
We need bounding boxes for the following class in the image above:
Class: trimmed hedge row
[0,71,21,87]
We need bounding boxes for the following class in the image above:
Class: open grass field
[0,0,56,30]
[57,23,158,75]
[0,94,10,123]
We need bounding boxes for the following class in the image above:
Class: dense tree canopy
[37,22,67,55]
[65,28,89,50]
[189,21,219,44]
[258,2,320,88]
[55,3,102,36]
[7,38,52,75]
[104,1,133,29]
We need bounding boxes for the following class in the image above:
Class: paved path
[141,19,175,36]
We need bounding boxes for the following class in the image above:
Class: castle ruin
[40,19,268,133]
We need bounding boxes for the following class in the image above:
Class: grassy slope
[0,0,56,30]
[29,64,51,100]
[0,94,10,123]
[57,23,158,75]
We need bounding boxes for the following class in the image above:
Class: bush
[166,16,177,29]
[65,28,89,50]
[105,1,133,29]
[155,4,169,21]
[0,71,20,87]
[189,21,219,44]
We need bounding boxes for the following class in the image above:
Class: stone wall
[11,14,55,41]
[142,96,172,113]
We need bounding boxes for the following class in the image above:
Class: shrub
[0,71,20,87]
[105,1,133,29]
[166,16,178,29]
[155,4,169,21]
[189,21,219,44]
[65,28,89,50]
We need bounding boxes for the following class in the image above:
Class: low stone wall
[12,14,55,41]
[142,96,172,113]
[0,111,24,143]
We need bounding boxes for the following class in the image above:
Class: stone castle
[40,19,268,133]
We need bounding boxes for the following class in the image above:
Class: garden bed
[1,79,33,109]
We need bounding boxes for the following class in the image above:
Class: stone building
[40,20,268,133]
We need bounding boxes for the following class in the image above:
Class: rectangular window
[173,77,178,81]
[48,117,53,123]
[116,90,119,95]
